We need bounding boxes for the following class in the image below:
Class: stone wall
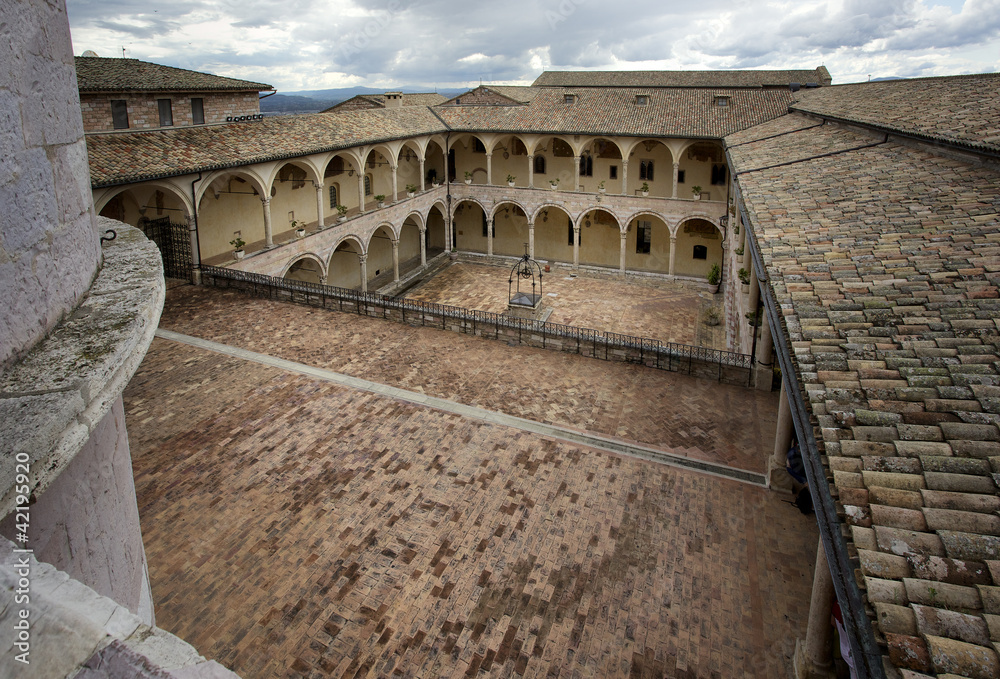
[0,0,102,367]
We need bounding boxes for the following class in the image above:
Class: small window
[609,165,618,180]
[364,175,372,196]
[635,95,648,105]
[639,160,654,181]
[714,95,730,107]
[111,99,129,129]
[157,99,173,126]
[191,98,205,124]
[579,154,593,177]
[693,245,708,260]
[534,155,546,174]
[564,94,576,104]
[329,185,338,209]
[636,220,651,254]
[711,164,728,186]
[677,169,686,184]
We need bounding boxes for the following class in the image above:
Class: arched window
[364,175,372,196]
[579,154,593,177]
[329,184,338,209]
[639,160,654,181]
[693,245,708,260]
[534,155,546,174]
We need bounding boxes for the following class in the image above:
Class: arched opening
[490,135,529,187]
[397,143,422,194]
[271,161,316,238]
[367,224,396,287]
[327,239,364,289]
[584,138,623,193]
[531,205,574,264]
[578,208,621,268]
[452,200,488,253]
[674,218,723,278]
[624,213,671,273]
[98,190,143,225]
[533,136,576,189]
[424,140,446,186]
[679,142,727,201]
[491,202,529,257]
[451,134,488,185]
[628,139,672,197]
[197,172,267,261]
[324,154,361,216]
[284,256,323,284]
[363,149,392,204]
[399,216,422,272]
[426,204,446,254]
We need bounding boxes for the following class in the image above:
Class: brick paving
[126,337,818,679]
[404,262,725,349]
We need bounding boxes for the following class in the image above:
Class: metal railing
[201,265,753,384]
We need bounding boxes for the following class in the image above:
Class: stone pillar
[419,227,427,266]
[261,196,273,247]
[314,181,325,229]
[527,154,534,188]
[668,234,677,277]
[755,312,775,391]
[794,543,836,679]
[767,380,797,493]
[391,163,398,203]
[486,152,493,185]
[672,162,680,198]
[419,157,426,191]
[528,221,535,259]
[358,174,366,214]
[391,238,400,282]
[573,155,581,191]
[487,218,494,257]
[573,225,581,269]
[186,214,201,285]
[621,160,629,196]
[358,254,368,293]
[445,211,452,253]
[619,230,627,275]
[748,264,760,310]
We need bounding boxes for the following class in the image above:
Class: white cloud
[65,0,1000,91]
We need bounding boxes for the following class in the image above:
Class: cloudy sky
[66,0,1000,92]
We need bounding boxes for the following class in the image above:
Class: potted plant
[549,178,559,190]
[707,263,721,293]
[406,184,417,198]
[230,236,246,260]
[464,171,473,185]
[292,220,305,238]
[691,185,703,200]
[738,267,751,293]
[375,194,386,208]
[734,245,744,256]
[640,182,649,197]
[598,180,606,194]
[432,178,441,188]
[336,204,348,222]
[703,306,721,326]
[507,174,516,187]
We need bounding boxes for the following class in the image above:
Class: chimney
[384,92,403,109]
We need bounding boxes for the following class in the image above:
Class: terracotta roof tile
[532,67,831,88]
[75,57,272,92]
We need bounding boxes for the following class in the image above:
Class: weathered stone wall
[80,91,261,132]
[0,0,102,367]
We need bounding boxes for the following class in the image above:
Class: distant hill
[260,94,338,114]
[287,86,466,100]
[261,86,468,115]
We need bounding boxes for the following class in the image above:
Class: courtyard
[124,270,818,678]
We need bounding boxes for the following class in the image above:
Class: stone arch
[281,253,327,284]
[366,223,397,286]
[623,211,672,274]
[530,204,575,265]
[326,235,366,290]
[196,168,267,206]
[452,198,490,253]
[622,139,674,197]
[490,201,531,257]
[264,158,321,190]
[268,160,322,235]
[673,216,724,279]
[451,196,489,219]
[425,203,447,252]
[95,181,194,220]
[577,207,622,268]
[423,138,447,186]
[399,214,423,270]
[676,141,728,201]
[196,168,270,260]
[530,135,579,189]
[529,202,579,225]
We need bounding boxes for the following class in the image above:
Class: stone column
[419,157,426,191]
[445,211,452,253]
[527,154,534,188]
[487,218,494,257]
[358,175,366,214]
[619,230,627,276]
[391,163,398,203]
[794,543,836,679]
[573,225,581,269]
[528,221,535,259]
[767,380,797,493]
[391,238,400,282]
[620,160,629,195]
[314,181,325,229]
[672,162,680,198]
[486,152,493,185]
[573,155,581,191]
[358,254,368,293]
[419,227,427,266]
[668,234,677,277]
[755,311,775,391]
[186,214,201,285]
[261,196,273,247]
[748,264,760,310]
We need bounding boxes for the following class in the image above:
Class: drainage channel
[156,329,766,486]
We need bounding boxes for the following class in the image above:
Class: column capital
[390,238,400,247]
[485,151,492,158]
[673,161,680,168]
[261,196,271,206]
[358,254,368,265]
[313,180,324,189]
[527,153,534,159]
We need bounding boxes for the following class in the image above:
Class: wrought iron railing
[200,265,753,384]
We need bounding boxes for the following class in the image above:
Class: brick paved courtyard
[124,280,819,678]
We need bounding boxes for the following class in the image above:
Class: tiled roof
[440,86,540,105]
[435,87,795,138]
[791,73,1000,155]
[533,67,832,88]
[728,113,1000,678]
[75,57,273,93]
[85,107,446,187]
[323,92,447,112]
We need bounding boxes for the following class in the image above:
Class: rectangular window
[157,99,173,126]
[677,169,686,184]
[191,98,205,124]
[635,94,648,105]
[609,165,618,180]
[564,94,576,104]
[711,164,728,186]
[329,185,338,209]
[472,138,486,153]
[636,220,651,254]
[111,99,129,129]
